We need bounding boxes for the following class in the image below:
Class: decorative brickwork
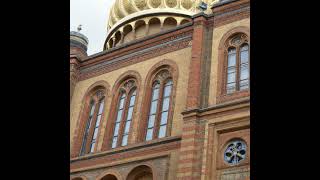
[70,0,250,179]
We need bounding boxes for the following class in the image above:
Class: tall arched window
[80,90,106,156]
[145,70,173,141]
[111,79,137,148]
[225,34,250,94]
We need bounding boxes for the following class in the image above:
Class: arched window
[225,34,250,94]
[111,79,137,148]
[145,70,173,141]
[80,90,106,156]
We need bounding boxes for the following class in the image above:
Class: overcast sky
[70,0,115,55]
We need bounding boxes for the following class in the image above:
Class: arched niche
[123,24,134,43]
[126,165,153,180]
[101,174,118,180]
[163,17,177,30]
[135,20,147,39]
[148,18,161,35]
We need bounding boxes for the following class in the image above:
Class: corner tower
[70,28,89,101]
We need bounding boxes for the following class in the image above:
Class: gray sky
[70,0,115,55]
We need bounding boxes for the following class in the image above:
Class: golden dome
[104,0,217,50]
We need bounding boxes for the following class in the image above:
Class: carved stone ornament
[96,90,104,99]
[121,79,136,92]
[227,34,248,48]
[156,70,171,81]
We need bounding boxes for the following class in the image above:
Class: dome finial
[77,24,82,32]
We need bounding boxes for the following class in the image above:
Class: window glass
[95,115,102,127]
[127,107,134,120]
[160,111,168,125]
[227,72,236,83]
[116,110,123,122]
[121,135,128,146]
[89,142,95,153]
[228,48,236,67]
[152,88,159,100]
[158,125,167,138]
[227,83,236,94]
[92,128,99,140]
[98,101,105,114]
[150,101,158,114]
[112,137,118,148]
[124,121,131,133]
[240,79,249,90]
[129,95,136,106]
[162,98,170,111]
[164,84,172,97]
[114,123,120,136]
[146,129,153,141]
[148,115,155,128]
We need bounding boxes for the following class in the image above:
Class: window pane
[164,84,172,97]
[90,104,96,116]
[162,98,170,111]
[119,98,125,109]
[165,80,173,86]
[92,128,99,140]
[228,50,236,67]
[241,44,249,51]
[114,122,120,136]
[95,115,102,127]
[227,72,236,83]
[152,88,159,100]
[116,110,123,122]
[158,125,167,138]
[150,101,158,114]
[148,115,155,128]
[160,111,168,125]
[90,142,95,153]
[124,120,131,134]
[146,129,153,141]
[129,95,136,106]
[227,66,236,73]
[112,137,118,148]
[126,107,133,120]
[122,135,128,146]
[98,101,104,114]
[240,64,249,80]
[240,79,249,90]
[227,83,236,94]
[240,50,249,64]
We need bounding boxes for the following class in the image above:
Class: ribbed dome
[108,0,212,29]
[104,0,217,50]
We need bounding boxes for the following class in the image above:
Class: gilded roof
[107,0,217,30]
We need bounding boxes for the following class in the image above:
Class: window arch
[145,69,174,141]
[126,165,154,180]
[79,89,106,156]
[224,33,250,94]
[110,79,138,149]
